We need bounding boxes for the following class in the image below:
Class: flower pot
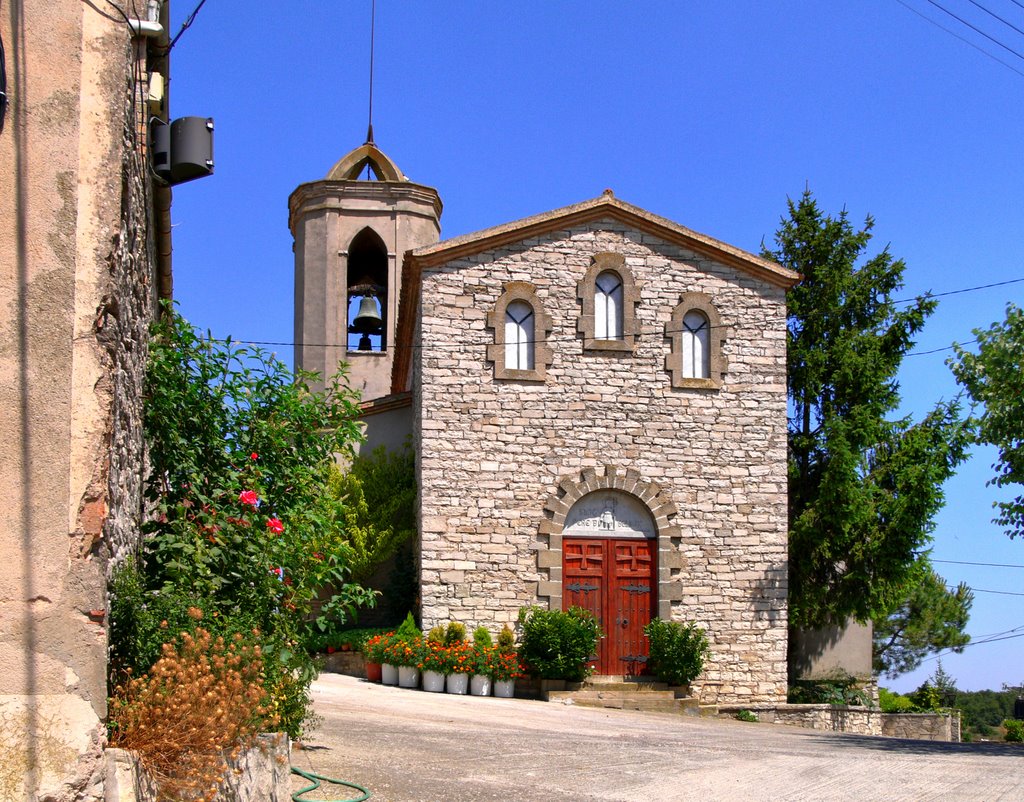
[494,679,515,698]
[470,674,492,696]
[381,663,399,686]
[398,666,420,688]
[446,673,469,695]
[365,661,383,683]
[422,669,446,692]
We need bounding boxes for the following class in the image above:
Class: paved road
[291,674,1024,802]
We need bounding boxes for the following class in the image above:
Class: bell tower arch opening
[347,227,388,352]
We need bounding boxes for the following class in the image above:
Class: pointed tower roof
[325,139,407,182]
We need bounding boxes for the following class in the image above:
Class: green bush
[517,606,601,681]
[644,618,710,687]
[787,672,870,707]
[879,687,915,713]
[735,709,758,722]
[445,621,467,646]
[473,626,493,649]
[427,625,446,644]
[498,624,515,650]
[306,627,390,654]
[1004,719,1024,742]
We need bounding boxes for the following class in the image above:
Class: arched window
[486,282,553,381]
[577,253,638,352]
[594,271,624,341]
[346,227,388,352]
[666,293,724,389]
[505,301,535,371]
[681,310,710,379]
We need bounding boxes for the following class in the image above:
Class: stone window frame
[536,465,685,620]
[486,281,553,381]
[576,252,640,353]
[665,292,726,390]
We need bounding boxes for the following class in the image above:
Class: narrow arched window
[505,301,535,370]
[681,310,710,379]
[594,271,624,340]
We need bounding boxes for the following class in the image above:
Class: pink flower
[266,517,284,534]
[250,452,258,460]
[238,490,259,506]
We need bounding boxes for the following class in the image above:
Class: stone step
[580,680,671,693]
[547,687,705,717]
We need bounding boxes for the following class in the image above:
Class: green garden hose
[291,766,371,802]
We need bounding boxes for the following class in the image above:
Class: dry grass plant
[109,624,277,801]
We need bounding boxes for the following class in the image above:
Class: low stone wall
[322,651,365,677]
[104,733,290,801]
[882,712,960,742]
[719,705,960,742]
[720,704,883,736]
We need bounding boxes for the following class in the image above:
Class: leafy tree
[950,303,1024,539]
[764,191,970,628]
[873,564,973,677]
[117,307,376,736]
[328,445,417,583]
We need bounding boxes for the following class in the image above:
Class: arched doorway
[562,490,658,676]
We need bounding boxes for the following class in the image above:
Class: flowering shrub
[486,647,525,683]
[383,636,423,668]
[446,641,474,675]
[113,308,376,739]
[360,632,394,664]
[417,640,450,673]
[108,628,275,802]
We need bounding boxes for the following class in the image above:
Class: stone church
[290,139,799,703]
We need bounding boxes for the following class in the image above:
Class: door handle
[621,618,628,628]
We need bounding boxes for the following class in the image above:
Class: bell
[349,295,383,335]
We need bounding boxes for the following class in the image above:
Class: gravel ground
[289,674,1024,802]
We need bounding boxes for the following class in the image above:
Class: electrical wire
[933,558,1024,569]
[922,0,1024,62]
[167,0,208,52]
[964,0,1024,40]
[894,276,1024,305]
[893,0,1024,78]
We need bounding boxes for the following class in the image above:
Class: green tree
[764,191,970,628]
[950,303,1024,539]
[328,445,417,584]
[873,564,973,677]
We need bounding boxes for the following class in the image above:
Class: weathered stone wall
[415,221,789,703]
[721,704,884,736]
[0,1,165,797]
[882,712,960,742]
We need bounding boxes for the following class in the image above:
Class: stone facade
[0,2,170,797]
[882,712,961,742]
[412,210,794,704]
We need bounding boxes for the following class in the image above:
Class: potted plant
[361,631,391,683]
[445,642,473,694]
[420,627,448,692]
[385,613,422,688]
[470,627,493,696]
[517,606,601,685]
[491,627,524,698]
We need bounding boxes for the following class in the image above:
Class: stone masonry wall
[415,221,789,703]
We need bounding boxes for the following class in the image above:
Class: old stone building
[1,2,172,798]
[291,142,799,703]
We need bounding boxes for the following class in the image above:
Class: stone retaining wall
[882,712,961,742]
[104,733,290,801]
[720,705,960,741]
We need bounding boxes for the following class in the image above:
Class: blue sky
[166,1,1024,692]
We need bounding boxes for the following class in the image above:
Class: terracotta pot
[365,661,383,683]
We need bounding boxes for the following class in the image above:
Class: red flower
[327,646,335,654]
[238,490,258,507]
[312,551,324,561]
[266,517,284,534]
[250,452,258,460]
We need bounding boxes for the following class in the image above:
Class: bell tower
[289,139,442,400]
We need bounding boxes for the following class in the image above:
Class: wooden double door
[563,537,657,676]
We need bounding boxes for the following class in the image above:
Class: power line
[933,558,1024,569]
[965,0,1024,40]
[894,0,1024,78]
[948,584,1024,597]
[923,0,1024,62]
[894,276,1024,305]
[167,0,208,52]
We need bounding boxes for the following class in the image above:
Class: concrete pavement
[291,673,1024,802]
